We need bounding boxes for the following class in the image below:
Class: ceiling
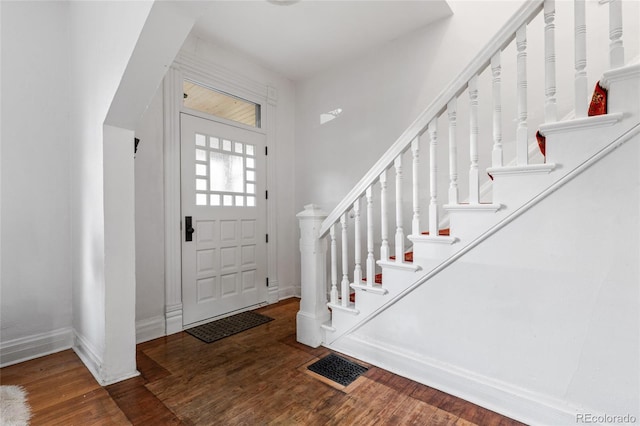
[191,0,453,81]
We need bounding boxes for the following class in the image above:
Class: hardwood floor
[1,299,526,425]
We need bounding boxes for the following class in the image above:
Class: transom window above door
[194,133,257,207]
[183,80,261,128]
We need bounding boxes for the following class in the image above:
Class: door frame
[163,50,280,334]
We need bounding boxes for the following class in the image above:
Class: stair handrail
[318,0,544,239]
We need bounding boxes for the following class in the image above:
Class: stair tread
[360,229,449,287]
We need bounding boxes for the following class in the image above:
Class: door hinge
[265,146,268,156]
[265,190,268,199]
[266,277,269,287]
[266,234,269,243]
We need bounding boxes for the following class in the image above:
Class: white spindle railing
[353,198,362,285]
[544,0,558,123]
[411,138,420,237]
[609,0,624,69]
[447,99,458,205]
[574,0,588,118]
[468,75,480,204]
[491,52,503,167]
[394,156,405,262]
[380,170,389,261]
[366,187,375,287]
[340,213,349,306]
[516,25,529,165]
[428,119,439,236]
[330,224,338,305]
[297,0,632,340]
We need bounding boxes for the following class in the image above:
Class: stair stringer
[325,127,639,425]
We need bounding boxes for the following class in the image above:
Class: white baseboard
[0,327,74,368]
[330,333,579,426]
[278,286,299,300]
[72,330,105,384]
[73,330,139,386]
[136,315,166,344]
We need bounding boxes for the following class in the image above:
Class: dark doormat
[185,311,274,343]
[307,353,368,387]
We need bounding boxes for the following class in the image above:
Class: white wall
[0,1,73,365]
[294,1,520,212]
[134,87,166,340]
[67,0,153,383]
[69,0,207,383]
[337,135,639,423]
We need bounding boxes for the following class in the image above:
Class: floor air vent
[307,353,368,386]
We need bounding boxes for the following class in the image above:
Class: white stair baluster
[609,0,624,69]
[544,0,558,123]
[340,213,349,307]
[380,170,389,262]
[353,198,362,285]
[329,224,338,305]
[411,138,420,237]
[447,99,459,205]
[394,156,405,262]
[366,187,375,287]
[469,76,480,204]
[574,0,588,118]
[428,119,439,236]
[516,25,529,165]
[491,52,503,167]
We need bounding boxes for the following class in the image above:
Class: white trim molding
[163,64,184,336]
[266,85,280,304]
[0,327,74,368]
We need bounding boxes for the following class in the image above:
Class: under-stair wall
[330,132,639,424]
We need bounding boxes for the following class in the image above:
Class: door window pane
[196,193,207,206]
[196,179,207,191]
[210,152,244,193]
[196,164,207,176]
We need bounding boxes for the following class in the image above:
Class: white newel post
[297,204,330,348]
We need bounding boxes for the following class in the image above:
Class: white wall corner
[0,328,74,368]
[136,315,166,344]
[73,329,140,386]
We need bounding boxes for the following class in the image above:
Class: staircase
[297,1,638,424]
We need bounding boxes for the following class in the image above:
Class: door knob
[185,216,195,242]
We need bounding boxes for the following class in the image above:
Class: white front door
[181,113,267,326]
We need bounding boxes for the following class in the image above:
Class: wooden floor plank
[0,298,527,425]
[31,387,131,426]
